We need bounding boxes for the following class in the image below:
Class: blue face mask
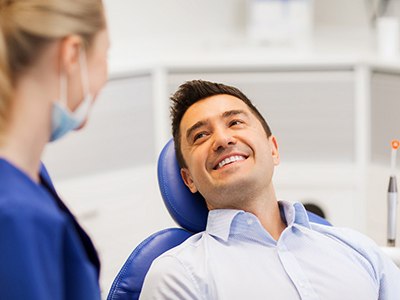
[49,51,93,142]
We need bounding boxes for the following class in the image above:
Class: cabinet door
[368,71,400,244]
[168,71,355,163]
[43,75,155,180]
[371,72,400,165]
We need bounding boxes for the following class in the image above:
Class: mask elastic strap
[79,50,90,96]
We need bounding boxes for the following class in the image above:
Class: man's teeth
[218,155,245,169]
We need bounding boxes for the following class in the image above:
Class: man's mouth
[214,155,247,170]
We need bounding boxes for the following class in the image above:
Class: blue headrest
[157,139,331,231]
[157,139,209,233]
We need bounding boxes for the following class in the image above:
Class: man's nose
[212,128,236,152]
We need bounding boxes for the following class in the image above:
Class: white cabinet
[371,71,400,165]
[367,69,400,245]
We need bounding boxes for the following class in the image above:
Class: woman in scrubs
[0,0,109,299]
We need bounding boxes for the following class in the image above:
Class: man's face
[179,94,280,209]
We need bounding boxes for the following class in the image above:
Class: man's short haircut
[170,80,272,168]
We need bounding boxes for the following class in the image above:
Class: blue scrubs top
[0,158,101,299]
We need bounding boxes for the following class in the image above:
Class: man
[140,80,400,299]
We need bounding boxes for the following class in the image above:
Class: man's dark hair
[171,80,272,168]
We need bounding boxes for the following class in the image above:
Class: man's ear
[180,168,198,193]
[59,35,82,75]
[269,135,280,166]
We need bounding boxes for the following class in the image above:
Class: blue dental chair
[107,139,331,300]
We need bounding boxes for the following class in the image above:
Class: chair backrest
[107,139,331,300]
[107,228,192,300]
[157,139,209,233]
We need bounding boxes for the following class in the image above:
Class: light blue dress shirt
[140,201,400,299]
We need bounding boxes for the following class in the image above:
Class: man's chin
[214,177,249,193]
[213,168,250,184]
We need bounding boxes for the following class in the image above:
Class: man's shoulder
[156,231,208,262]
[309,223,385,268]
[310,223,377,249]
[141,232,210,299]
[146,230,217,278]
[141,231,215,297]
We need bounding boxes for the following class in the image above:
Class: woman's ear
[59,35,82,75]
[180,168,198,193]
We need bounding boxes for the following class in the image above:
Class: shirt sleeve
[140,255,203,300]
[374,247,400,300]
[344,231,400,300]
[312,224,400,299]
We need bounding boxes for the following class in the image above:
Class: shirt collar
[206,209,242,241]
[206,201,311,241]
[279,200,311,229]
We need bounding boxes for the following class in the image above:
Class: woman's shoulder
[0,177,67,237]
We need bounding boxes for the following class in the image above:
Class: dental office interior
[42,0,400,296]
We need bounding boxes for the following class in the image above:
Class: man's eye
[229,120,243,127]
[193,132,207,142]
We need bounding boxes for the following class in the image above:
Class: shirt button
[247,219,253,225]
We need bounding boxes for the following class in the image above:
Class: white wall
[104,0,245,50]
[104,0,378,51]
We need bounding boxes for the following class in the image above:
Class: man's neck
[209,184,287,241]
[242,196,286,241]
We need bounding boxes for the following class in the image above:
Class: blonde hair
[0,0,105,132]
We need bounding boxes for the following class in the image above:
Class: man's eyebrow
[186,120,208,140]
[185,110,248,140]
[222,109,248,118]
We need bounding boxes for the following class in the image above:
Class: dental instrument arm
[387,140,399,247]
[387,175,398,246]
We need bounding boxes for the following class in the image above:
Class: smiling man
[140,80,400,300]
[178,93,285,241]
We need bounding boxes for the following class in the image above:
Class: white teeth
[218,155,245,169]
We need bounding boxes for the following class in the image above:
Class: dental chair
[107,139,331,300]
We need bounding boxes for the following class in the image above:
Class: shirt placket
[277,229,320,300]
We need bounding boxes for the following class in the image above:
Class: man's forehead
[181,95,250,126]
